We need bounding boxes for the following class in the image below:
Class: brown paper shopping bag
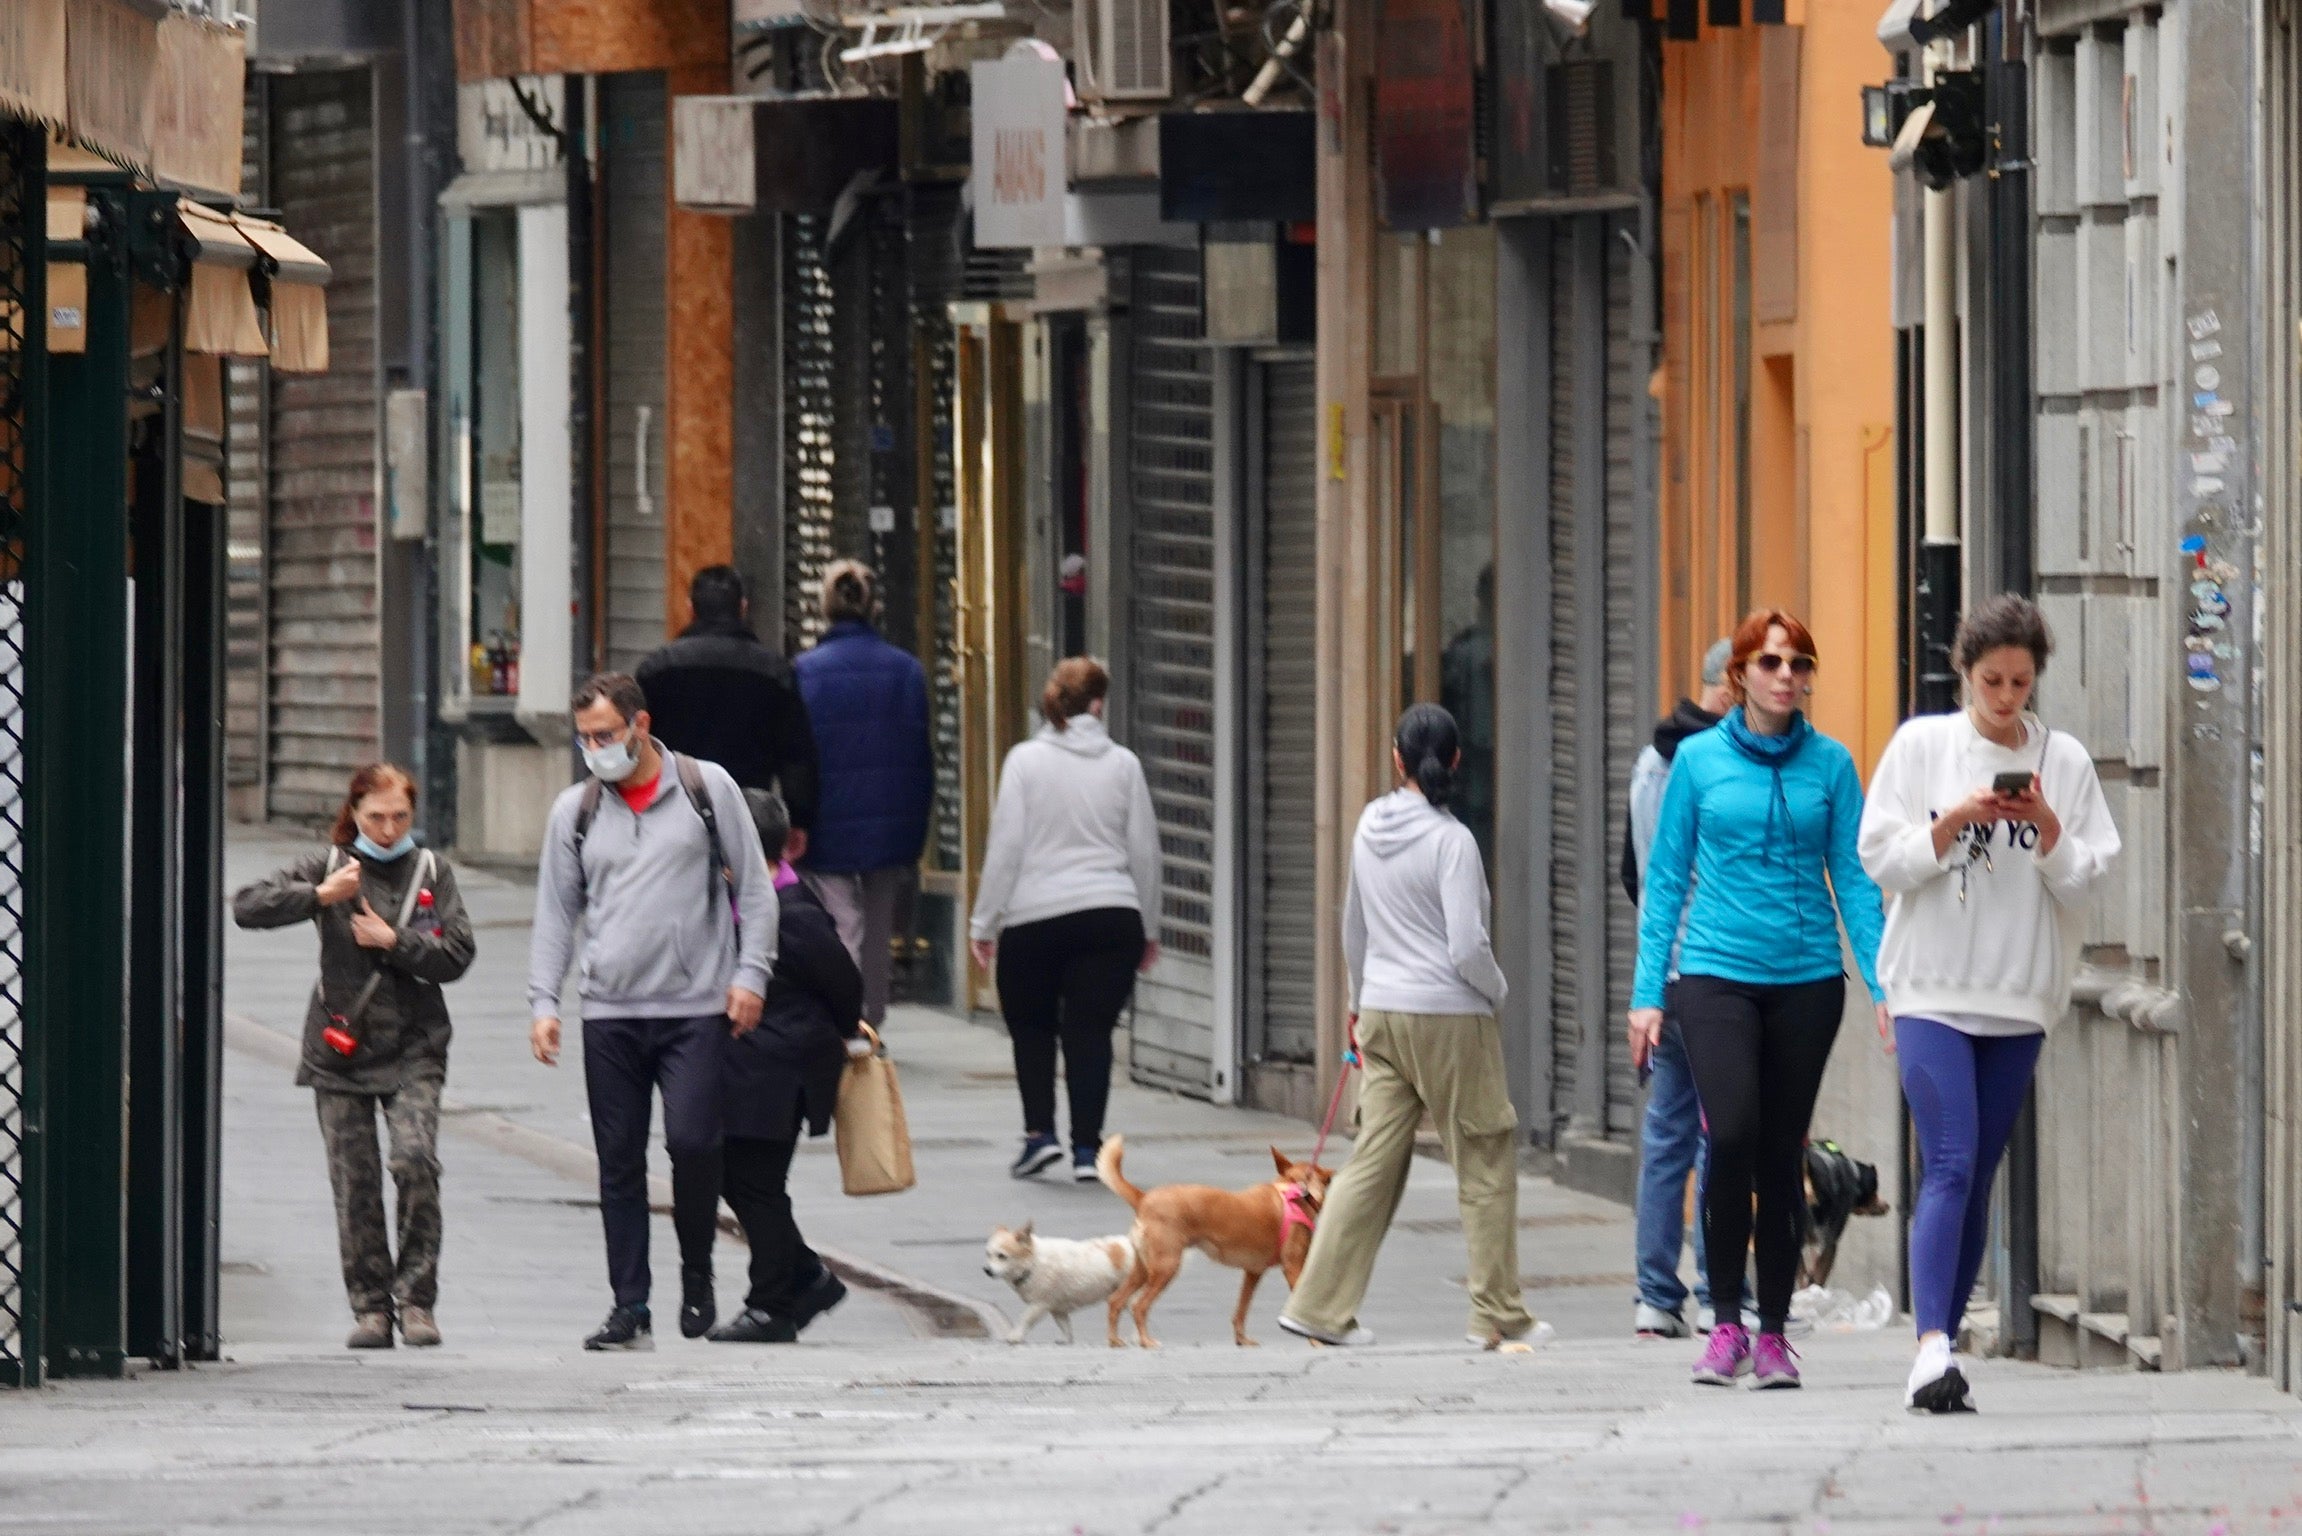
[834,1025,916,1196]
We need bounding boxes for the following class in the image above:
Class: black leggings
[1674,973,1845,1334]
[995,906,1144,1150]
[723,1130,820,1315]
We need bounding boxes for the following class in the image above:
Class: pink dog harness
[1278,1182,1319,1262]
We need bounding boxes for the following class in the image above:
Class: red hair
[1726,609,1819,703]
[331,762,419,847]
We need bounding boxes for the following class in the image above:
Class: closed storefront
[601,73,669,672]
[1244,354,1319,1112]
[1126,245,1225,1096]
[264,69,380,824]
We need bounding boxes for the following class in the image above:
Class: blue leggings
[1897,1016,2044,1338]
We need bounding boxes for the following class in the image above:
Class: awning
[0,0,69,130]
[438,166,566,211]
[232,212,332,374]
[174,199,268,359]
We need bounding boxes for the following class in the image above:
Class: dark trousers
[583,1013,727,1308]
[1674,973,1845,1334]
[723,1127,820,1314]
[995,907,1143,1150]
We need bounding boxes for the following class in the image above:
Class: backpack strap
[394,848,436,929]
[673,753,739,929]
[570,778,604,904]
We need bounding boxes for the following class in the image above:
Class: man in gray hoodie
[529,673,778,1351]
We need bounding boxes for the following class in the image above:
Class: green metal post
[178,485,227,1364]
[33,179,133,1380]
[125,267,185,1368]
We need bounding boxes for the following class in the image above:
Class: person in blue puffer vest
[793,559,935,1028]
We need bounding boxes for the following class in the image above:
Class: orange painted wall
[664,58,734,636]
[457,0,724,82]
[1659,11,1899,773]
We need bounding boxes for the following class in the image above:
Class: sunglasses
[1750,654,1817,677]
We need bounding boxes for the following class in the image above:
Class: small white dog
[983,1222,1136,1345]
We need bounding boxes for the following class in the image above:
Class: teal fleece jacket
[1631,712,1886,1011]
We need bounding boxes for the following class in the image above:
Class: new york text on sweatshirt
[1857,711,2119,1031]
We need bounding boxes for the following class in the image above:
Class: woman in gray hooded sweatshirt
[1280,704,1539,1349]
[968,658,1162,1181]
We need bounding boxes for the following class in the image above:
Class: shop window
[467,208,522,701]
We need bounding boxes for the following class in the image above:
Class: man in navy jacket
[793,560,934,1026]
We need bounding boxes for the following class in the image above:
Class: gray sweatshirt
[1342,788,1507,1016]
[527,750,778,1021]
[968,715,1161,940]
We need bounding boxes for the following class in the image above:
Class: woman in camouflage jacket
[232,762,475,1349]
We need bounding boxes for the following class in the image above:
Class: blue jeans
[1634,1009,1711,1315]
[1898,1015,2043,1338]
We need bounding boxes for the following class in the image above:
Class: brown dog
[1095,1135,1334,1348]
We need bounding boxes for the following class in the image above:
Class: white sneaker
[1635,1302,1690,1339]
[1904,1334,1974,1413]
[1278,1314,1374,1346]
[1472,1321,1557,1351]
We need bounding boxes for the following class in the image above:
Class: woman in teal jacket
[1626,609,1888,1391]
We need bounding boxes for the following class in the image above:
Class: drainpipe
[1916,41,1961,720]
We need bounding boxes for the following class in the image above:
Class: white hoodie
[1858,712,2121,1032]
[968,714,1162,940]
[1343,789,1508,1016]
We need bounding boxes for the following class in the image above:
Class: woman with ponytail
[1279,704,1538,1350]
[1627,611,1888,1391]
[968,658,1162,1182]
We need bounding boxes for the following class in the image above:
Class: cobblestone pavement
[0,829,2294,1535]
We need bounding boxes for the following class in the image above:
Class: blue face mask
[354,831,417,862]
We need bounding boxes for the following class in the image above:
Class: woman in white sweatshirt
[968,658,1162,1181]
[1858,595,2119,1413]
[1278,704,1538,1350]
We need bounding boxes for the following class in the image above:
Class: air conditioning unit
[1076,0,1171,103]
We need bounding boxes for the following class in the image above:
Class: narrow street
[0,829,2294,1534]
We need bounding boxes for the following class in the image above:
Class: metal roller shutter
[1547,222,1584,1114]
[265,71,378,824]
[225,89,266,805]
[1127,246,1218,1095]
[1602,223,1642,1135]
[1258,358,1319,1066]
[602,73,668,672]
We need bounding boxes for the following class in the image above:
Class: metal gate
[601,73,668,671]
[1252,358,1319,1077]
[0,118,40,1385]
[1127,246,1220,1095]
[224,84,266,814]
[1546,216,1643,1141]
[264,71,379,823]
[783,212,838,653]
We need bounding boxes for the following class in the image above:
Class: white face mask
[582,734,640,783]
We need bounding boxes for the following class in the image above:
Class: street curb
[224,1013,1007,1342]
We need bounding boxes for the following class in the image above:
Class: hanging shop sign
[1374,0,1477,230]
[970,45,1070,249]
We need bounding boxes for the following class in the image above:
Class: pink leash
[1307,1024,1362,1173]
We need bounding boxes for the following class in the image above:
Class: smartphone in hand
[1992,770,2034,796]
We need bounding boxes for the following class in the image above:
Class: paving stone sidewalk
[1,827,2294,1535]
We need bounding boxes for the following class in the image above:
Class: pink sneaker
[1751,1331,1801,1389]
[1691,1323,1751,1386]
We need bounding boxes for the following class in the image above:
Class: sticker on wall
[2192,452,2228,474]
[2192,337,2225,361]
[2196,364,2223,392]
[2182,530,2234,695]
[2188,308,2223,340]
[2192,476,2228,497]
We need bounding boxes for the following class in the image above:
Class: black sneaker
[583,1305,654,1351]
[1072,1145,1102,1182]
[1010,1134,1063,1179]
[680,1273,716,1339]
[707,1307,799,1344]
[789,1265,849,1333]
